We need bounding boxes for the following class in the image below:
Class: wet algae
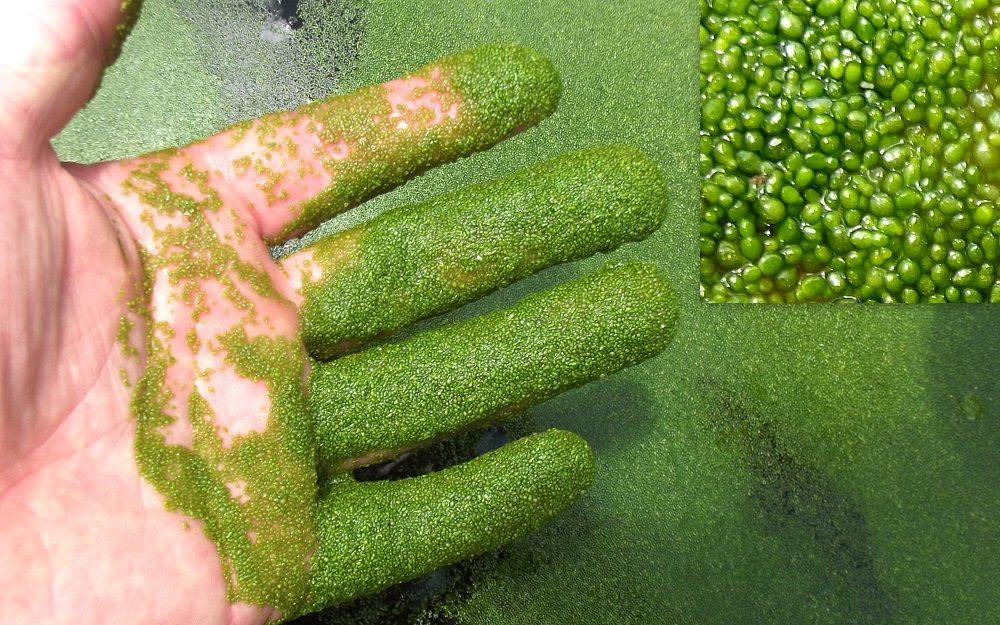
[120,150,318,614]
[54,0,1000,624]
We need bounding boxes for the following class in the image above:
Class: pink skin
[281,248,325,303]
[0,2,477,624]
[185,113,345,239]
[385,70,462,128]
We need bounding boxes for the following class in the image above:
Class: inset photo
[700,0,1000,302]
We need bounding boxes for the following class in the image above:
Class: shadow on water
[704,382,896,624]
[308,554,491,625]
[264,0,305,29]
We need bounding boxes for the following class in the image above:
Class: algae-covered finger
[308,262,678,470]
[164,44,562,244]
[286,145,669,359]
[306,429,594,609]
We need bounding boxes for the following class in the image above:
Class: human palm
[0,2,676,624]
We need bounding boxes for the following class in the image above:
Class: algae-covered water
[55,1,999,623]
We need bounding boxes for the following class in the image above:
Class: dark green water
[55,1,999,623]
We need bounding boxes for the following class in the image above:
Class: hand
[0,2,676,624]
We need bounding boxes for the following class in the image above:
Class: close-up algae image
[0,1,998,625]
[700,0,1000,302]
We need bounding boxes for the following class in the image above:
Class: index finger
[171,45,561,244]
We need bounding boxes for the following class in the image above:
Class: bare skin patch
[192,342,272,449]
[281,229,362,303]
[385,69,462,128]
[324,139,351,161]
[226,480,250,505]
[186,114,338,236]
[281,248,325,299]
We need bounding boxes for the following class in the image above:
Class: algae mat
[55,1,999,624]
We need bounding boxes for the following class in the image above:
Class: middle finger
[281,145,669,359]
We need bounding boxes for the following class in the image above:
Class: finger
[284,145,668,359]
[306,429,594,610]
[158,45,561,244]
[308,262,678,471]
[0,0,140,156]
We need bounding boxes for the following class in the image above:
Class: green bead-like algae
[297,145,669,358]
[277,45,562,243]
[308,429,594,609]
[81,31,670,622]
[700,0,1000,302]
[308,262,678,469]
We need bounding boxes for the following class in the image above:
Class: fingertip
[308,428,595,609]
[565,262,680,361]
[615,262,681,354]
[609,145,670,228]
[517,429,597,505]
[442,44,562,142]
[567,146,670,239]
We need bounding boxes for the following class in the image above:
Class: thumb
[0,0,140,159]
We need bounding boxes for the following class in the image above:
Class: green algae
[301,2,996,624]
[308,262,677,469]
[133,326,316,615]
[70,28,658,619]
[130,300,317,610]
[82,32,663,620]
[298,146,668,359]
[314,420,537,625]
[699,0,1000,303]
